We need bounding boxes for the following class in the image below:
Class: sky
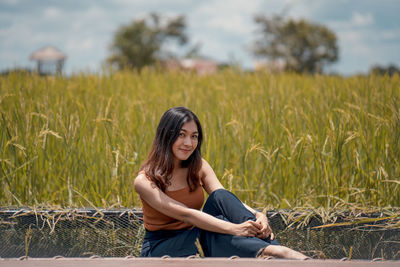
[1,0,399,75]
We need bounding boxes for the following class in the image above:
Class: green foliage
[0,71,399,209]
[107,13,188,70]
[370,64,400,76]
[253,15,338,73]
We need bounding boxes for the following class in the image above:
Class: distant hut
[180,58,217,75]
[29,46,66,75]
[162,58,217,75]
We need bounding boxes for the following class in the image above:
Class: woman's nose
[183,136,192,146]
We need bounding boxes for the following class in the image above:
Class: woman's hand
[231,220,263,237]
[255,212,274,240]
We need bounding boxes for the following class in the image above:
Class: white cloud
[351,12,374,27]
[67,38,94,51]
[43,7,61,19]
[380,29,400,40]
[327,11,375,30]
[186,0,268,64]
[0,21,35,46]
[82,39,94,50]
[1,0,20,5]
[204,14,249,35]
[284,0,323,19]
[338,30,372,56]
[192,0,261,34]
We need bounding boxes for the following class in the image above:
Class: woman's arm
[200,158,274,239]
[134,173,262,237]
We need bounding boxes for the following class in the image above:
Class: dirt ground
[1,257,399,267]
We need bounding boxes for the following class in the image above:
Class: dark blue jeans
[140,189,279,257]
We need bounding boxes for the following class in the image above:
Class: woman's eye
[179,133,185,137]
[192,135,198,139]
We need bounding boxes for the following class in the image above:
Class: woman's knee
[210,188,231,199]
[205,189,229,204]
[203,189,230,214]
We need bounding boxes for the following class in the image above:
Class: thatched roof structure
[29,45,66,75]
[29,45,66,61]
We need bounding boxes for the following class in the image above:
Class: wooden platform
[1,258,399,267]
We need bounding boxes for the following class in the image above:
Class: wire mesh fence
[0,208,399,260]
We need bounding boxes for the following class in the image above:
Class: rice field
[0,70,399,210]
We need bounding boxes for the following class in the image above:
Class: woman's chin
[180,156,190,161]
[178,153,193,162]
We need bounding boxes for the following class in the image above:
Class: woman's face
[171,120,199,163]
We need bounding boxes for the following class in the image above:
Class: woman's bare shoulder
[199,158,215,180]
[134,171,150,189]
[199,158,207,176]
[200,158,213,171]
[135,170,146,179]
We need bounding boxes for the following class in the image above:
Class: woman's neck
[173,158,182,169]
[168,166,189,191]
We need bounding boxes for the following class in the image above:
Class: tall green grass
[0,70,399,209]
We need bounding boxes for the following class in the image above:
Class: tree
[370,64,400,76]
[252,15,339,73]
[107,13,188,70]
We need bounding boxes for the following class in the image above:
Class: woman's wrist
[255,211,267,219]
[227,221,239,235]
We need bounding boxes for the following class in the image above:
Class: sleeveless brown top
[141,185,204,231]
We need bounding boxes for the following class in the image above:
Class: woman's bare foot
[262,245,309,260]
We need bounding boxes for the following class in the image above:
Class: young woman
[134,107,308,259]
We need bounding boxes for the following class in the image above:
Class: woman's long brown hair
[140,107,203,192]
